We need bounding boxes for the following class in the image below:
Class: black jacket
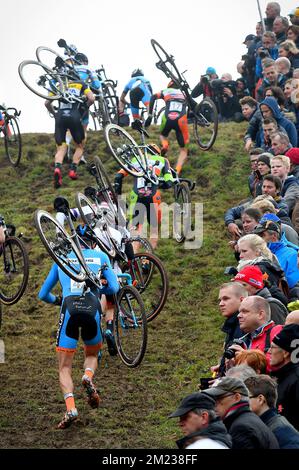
[260,408,299,449]
[257,287,288,324]
[272,362,299,431]
[223,401,279,449]
[219,313,243,376]
[176,418,232,449]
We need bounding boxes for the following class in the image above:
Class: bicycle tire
[18,60,63,100]
[173,182,191,243]
[36,46,63,69]
[4,116,22,167]
[104,124,146,177]
[151,39,183,85]
[130,236,154,254]
[193,97,218,151]
[0,236,29,306]
[74,192,116,258]
[34,210,88,283]
[114,285,147,367]
[122,252,168,322]
[103,82,119,124]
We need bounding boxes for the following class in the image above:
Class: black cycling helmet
[131,68,144,77]
[76,224,95,244]
[75,52,88,65]
[53,196,70,214]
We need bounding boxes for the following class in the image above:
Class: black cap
[243,34,256,44]
[254,220,281,235]
[168,392,216,418]
[272,324,299,353]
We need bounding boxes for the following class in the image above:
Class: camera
[210,79,236,96]
[224,266,238,276]
[258,48,270,59]
[200,74,210,84]
[223,339,245,359]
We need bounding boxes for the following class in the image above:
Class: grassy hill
[0,122,249,448]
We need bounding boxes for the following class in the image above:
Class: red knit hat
[233,266,264,289]
[286,148,299,165]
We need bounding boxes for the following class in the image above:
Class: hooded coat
[268,232,299,288]
[259,97,298,147]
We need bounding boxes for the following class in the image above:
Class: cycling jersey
[74,65,101,91]
[38,249,119,352]
[123,76,152,118]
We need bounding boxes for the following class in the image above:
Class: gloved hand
[54,296,62,306]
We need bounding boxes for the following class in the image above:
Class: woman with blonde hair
[279,40,299,68]
[237,234,288,305]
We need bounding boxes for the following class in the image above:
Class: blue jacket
[260,408,299,449]
[256,47,279,79]
[260,97,298,147]
[268,233,299,288]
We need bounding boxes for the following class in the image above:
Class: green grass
[0,122,249,448]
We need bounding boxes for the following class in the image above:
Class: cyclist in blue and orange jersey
[114,144,174,250]
[45,81,95,189]
[145,81,189,175]
[119,69,153,121]
[38,217,119,429]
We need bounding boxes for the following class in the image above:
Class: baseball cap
[253,220,281,235]
[168,392,216,418]
[233,266,264,289]
[202,377,249,398]
[272,324,299,353]
[243,34,256,44]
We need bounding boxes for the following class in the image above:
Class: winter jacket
[224,199,289,227]
[268,234,299,288]
[248,171,261,197]
[260,408,299,449]
[239,321,283,372]
[176,418,232,450]
[281,175,299,214]
[259,97,298,147]
[244,108,262,147]
[271,362,299,431]
[256,287,288,324]
[219,312,243,376]
[223,401,279,449]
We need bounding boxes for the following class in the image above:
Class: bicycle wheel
[36,46,64,70]
[155,106,166,125]
[0,236,29,306]
[4,116,22,167]
[104,124,146,177]
[34,210,88,283]
[18,60,63,100]
[122,253,168,322]
[93,156,119,218]
[103,82,119,124]
[115,285,147,367]
[130,236,154,254]
[151,39,182,85]
[88,104,98,131]
[173,182,191,243]
[193,97,218,151]
[74,193,116,258]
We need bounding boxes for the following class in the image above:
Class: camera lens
[224,348,236,360]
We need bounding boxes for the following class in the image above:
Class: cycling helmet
[131,68,144,77]
[75,52,88,65]
[148,143,161,155]
[53,196,70,213]
[69,44,78,55]
[76,224,95,243]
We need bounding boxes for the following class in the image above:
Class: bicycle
[150,39,218,151]
[104,120,195,242]
[0,105,22,167]
[34,200,147,367]
[139,100,166,125]
[92,66,119,129]
[0,223,29,306]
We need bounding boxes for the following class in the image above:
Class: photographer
[211,73,243,123]
[256,32,279,80]
[191,66,218,100]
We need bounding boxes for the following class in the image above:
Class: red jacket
[241,321,283,373]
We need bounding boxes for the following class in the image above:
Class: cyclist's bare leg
[176,147,188,175]
[72,142,84,165]
[55,144,68,164]
[159,135,169,156]
[57,350,75,396]
[82,347,101,408]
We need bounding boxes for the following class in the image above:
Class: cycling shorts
[55,108,85,146]
[129,190,161,228]
[160,113,189,148]
[130,86,151,117]
[56,293,103,354]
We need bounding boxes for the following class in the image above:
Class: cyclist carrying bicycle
[114,144,174,249]
[38,208,119,429]
[145,80,189,175]
[119,69,152,122]
[45,79,95,188]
